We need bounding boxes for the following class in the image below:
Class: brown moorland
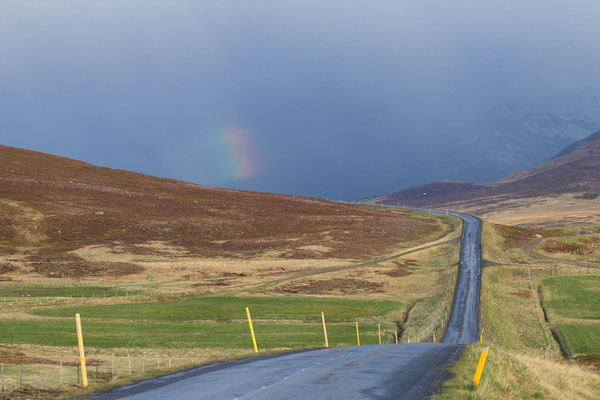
[0,144,448,282]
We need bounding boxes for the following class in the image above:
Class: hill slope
[378,130,600,226]
[0,145,444,280]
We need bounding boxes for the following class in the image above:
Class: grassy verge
[480,265,554,356]
[435,344,600,399]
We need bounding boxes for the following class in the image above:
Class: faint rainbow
[214,127,261,181]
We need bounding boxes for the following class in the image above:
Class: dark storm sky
[2,1,600,199]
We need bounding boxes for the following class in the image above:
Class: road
[88,207,481,400]
[385,207,481,344]
[524,237,600,269]
[441,211,482,344]
[89,344,462,400]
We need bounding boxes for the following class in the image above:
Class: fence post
[378,324,381,345]
[245,307,259,353]
[321,312,329,348]
[355,322,360,346]
[75,313,88,387]
[395,330,398,344]
[473,347,490,385]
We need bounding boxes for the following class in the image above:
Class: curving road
[87,207,481,400]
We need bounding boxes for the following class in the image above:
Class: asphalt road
[386,207,481,344]
[87,207,481,400]
[88,344,463,400]
[441,211,482,344]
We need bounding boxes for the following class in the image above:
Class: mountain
[0,145,439,280]
[378,129,600,226]
[440,108,600,184]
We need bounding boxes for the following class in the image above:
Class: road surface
[441,211,482,344]
[89,344,462,400]
[87,207,481,400]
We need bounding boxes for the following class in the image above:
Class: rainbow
[212,127,261,182]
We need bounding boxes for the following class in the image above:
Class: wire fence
[0,352,196,394]
[0,294,138,305]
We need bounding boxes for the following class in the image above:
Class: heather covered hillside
[0,145,450,280]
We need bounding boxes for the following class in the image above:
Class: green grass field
[557,325,600,355]
[3,296,400,350]
[0,319,386,349]
[542,275,600,355]
[33,296,402,322]
[542,276,600,320]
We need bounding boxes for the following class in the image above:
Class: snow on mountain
[454,105,600,182]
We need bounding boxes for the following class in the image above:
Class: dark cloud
[1,1,600,199]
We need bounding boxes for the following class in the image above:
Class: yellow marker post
[74,314,88,388]
[473,347,489,385]
[245,307,259,353]
[407,336,410,343]
[321,312,329,348]
[480,335,483,343]
[433,332,436,343]
[355,322,360,346]
[378,324,382,345]
[394,329,398,344]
